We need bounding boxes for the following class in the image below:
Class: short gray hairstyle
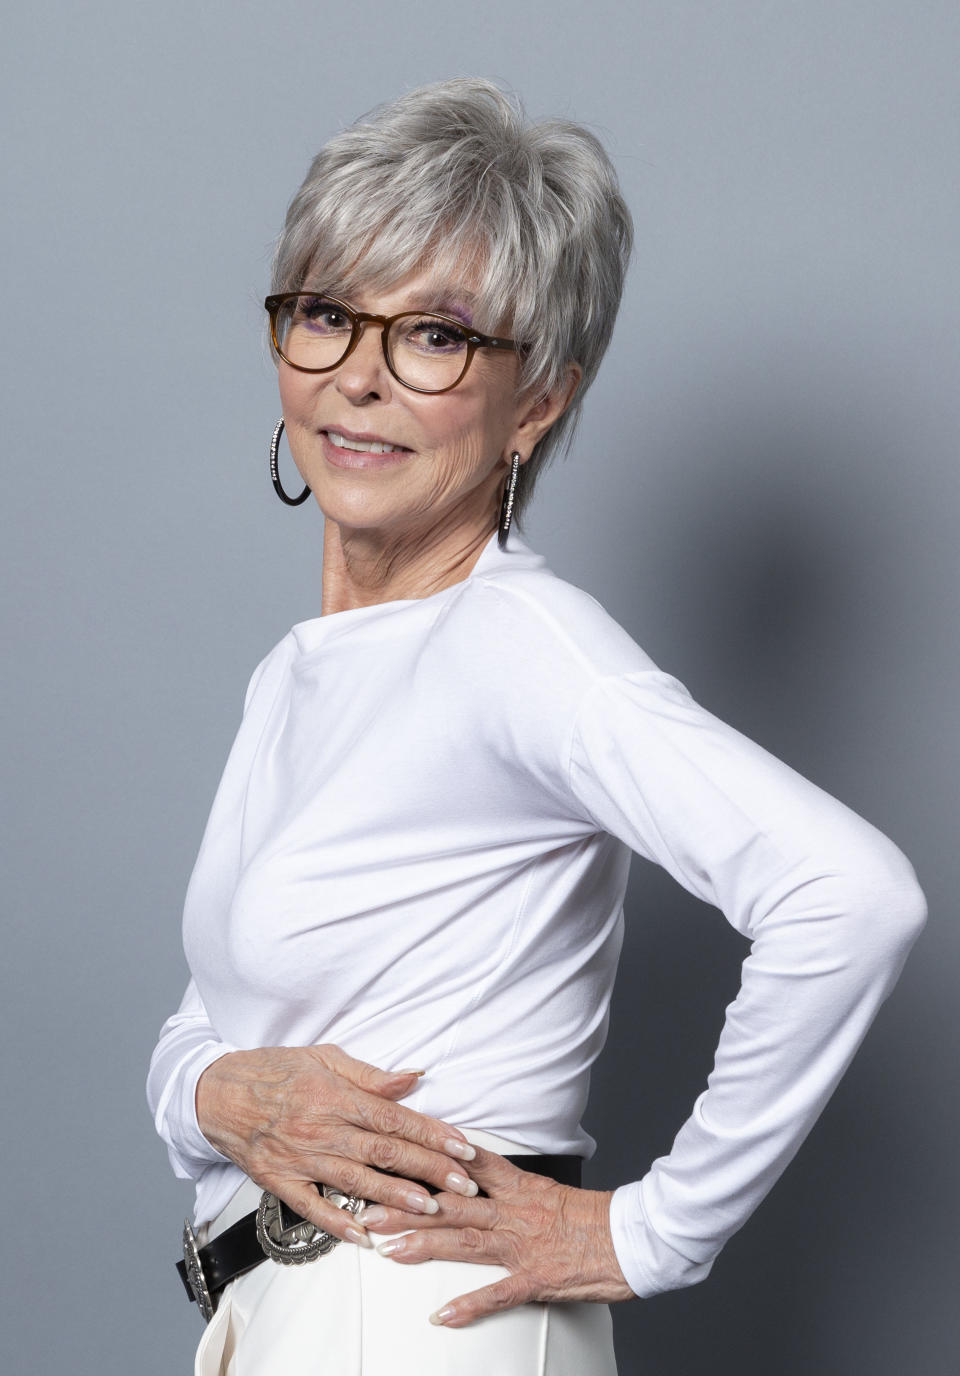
[271,78,633,522]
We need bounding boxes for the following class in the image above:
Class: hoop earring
[498,452,520,548]
[269,419,311,506]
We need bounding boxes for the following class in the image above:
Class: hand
[195,1045,479,1246]
[357,1146,636,1325]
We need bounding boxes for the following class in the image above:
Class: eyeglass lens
[273,295,472,390]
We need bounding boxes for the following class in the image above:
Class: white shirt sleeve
[146,977,238,1181]
[567,670,926,1299]
[145,654,277,1182]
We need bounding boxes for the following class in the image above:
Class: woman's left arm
[364,669,926,1323]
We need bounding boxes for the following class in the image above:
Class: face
[276,267,566,544]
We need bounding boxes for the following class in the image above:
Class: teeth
[327,431,402,455]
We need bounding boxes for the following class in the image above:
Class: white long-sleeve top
[147,530,926,1298]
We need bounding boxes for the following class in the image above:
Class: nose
[333,319,391,404]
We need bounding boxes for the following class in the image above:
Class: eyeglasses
[264,292,520,394]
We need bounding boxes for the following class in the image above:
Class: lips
[322,427,411,455]
[319,427,413,471]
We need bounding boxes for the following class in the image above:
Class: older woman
[148,79,926,1376]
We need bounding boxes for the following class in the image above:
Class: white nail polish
[444,1138,477,1161]
[345,1225,372,1248]
[445,1173,479,1196]
[404,1191,439,1214]
[377,1238,405,1256]
[429,1306,456,1326]
[357,1205,388,1226]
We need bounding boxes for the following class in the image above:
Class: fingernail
[429,1306,456,1326]
[377,1237,406,1257]
[345,1225,372,1249]
[445,1172,479,1196]
[444,1138,477,1161]
[357,1206,388,1226]
[404,1192,439,1215]
[391,1068,426,1077]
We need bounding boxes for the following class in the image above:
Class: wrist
[194,1049,240,1151]
[609,1182,715,1298]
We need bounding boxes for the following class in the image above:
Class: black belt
[178,1154,582,1320]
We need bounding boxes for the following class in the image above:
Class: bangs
[303,229,502,334]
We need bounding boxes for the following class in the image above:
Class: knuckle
[371,1102,404,1134]
[332,1163,366,1197]
[367,1135,404,1171]
[457,1227,487,1254]
[493,1278,527,1309]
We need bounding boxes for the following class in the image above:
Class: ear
[508,363,582,460]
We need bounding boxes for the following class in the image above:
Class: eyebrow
[300,282,480,327]
[425,292,476,326]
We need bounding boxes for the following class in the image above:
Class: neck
[320,513,501,615]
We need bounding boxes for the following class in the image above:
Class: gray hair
[271,78,633,522]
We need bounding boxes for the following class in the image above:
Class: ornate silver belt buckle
[182,1218,216,1323]
[255,1185,364,1265]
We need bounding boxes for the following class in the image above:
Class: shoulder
[425,559,664,783]
[455,564,659,686]
[242,632,297,715]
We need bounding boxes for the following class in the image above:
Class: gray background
[2,3,956,1372]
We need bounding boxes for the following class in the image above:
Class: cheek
[424,428,498,494]
[277,369,315,420]
[420,395,506,469]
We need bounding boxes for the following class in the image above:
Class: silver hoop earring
[498,452,520,547]
[269,419,311,506]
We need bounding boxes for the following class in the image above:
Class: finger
[374,1071,428,1102]
[311,1043,428,1099]
[358,1193,498,1234]
[351,1128,480,1197]
[375,1224,505,1268]
[429,1274,535,1328]
[304,1154,443,1217]
[464,1147,555,1197]
[348,1092,475,1163]
[311,1045,469,1125]
[270,1179,372,1249]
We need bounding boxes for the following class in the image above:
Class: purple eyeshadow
[433,299,474,327]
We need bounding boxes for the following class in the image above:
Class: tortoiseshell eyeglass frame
[264,291,521,395]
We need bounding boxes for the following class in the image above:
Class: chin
[316,488,421,534]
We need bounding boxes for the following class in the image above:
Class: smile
[324,429,409,455]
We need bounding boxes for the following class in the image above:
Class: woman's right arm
[147,980,479,1242]
[147,977,239,1181]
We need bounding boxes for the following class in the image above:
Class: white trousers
[194,1130,618,1376]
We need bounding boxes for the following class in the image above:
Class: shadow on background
[579,406,952,1375]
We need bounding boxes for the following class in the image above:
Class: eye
[295,296,352,333]
[402,317,469,353]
